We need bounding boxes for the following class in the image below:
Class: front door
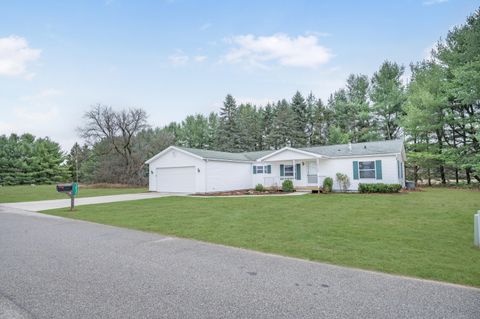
[307,162,318,184]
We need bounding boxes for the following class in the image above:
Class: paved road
[0,208,478,319]
[0,192,174,211]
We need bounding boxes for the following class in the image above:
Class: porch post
[316,158,320,190]
[292,159,296,182]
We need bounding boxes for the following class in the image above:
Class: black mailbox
[56,184,73,193]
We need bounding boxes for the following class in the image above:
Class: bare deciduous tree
[79,104,149,184]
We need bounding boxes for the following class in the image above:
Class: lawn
[42,188,480,287]
[0,184,148,203]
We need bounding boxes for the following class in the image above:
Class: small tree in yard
[336,173,350,192]
[323,177,333,193]
[255,183,265,192]
[282,180,294,192]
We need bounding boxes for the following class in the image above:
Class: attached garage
[155,166,196,193]
[145,146,265,194]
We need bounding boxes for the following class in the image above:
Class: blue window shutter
[267,165,271,174]
[353,161,359,180]
[397,160,400,179]
[280,164,285,176]
[400,162,403,179]
[295,163,301,180]
[253,166,256,174]
[375,160,382,180]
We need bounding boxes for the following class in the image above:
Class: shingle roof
[176,147,273,161]
[173,139,403,162]
[300,139,404,157]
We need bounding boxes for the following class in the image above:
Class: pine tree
[262,103,275,149]
[217,94,239,151]
[290,91,308,147]
[370,61,407,140]
[270,99,294,149]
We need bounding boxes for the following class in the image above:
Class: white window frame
[359,161,376,179]
[284,164,294,177]
[254,165,271,174]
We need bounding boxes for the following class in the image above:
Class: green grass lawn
[0,185,148,203]
[42,188,480,287]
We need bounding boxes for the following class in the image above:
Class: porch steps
[295,186,324,193]
[296,186,320,190]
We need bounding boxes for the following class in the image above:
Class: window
[284,164,294,177]
[254,165,271,174]
[398,160,403,179]
[359,161,375,179]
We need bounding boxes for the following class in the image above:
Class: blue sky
[0,0,477,150]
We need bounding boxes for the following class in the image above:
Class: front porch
[253,158,327,190]
[254,147,329,191]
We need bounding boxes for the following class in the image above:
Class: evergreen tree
[370,61,407,140]
[0,133,69,185]
[262,103,275,149]
[345,74,378,142]
[217,94,239,151]
[290,91,308,147]
[178,114,210,149]
[436,8,480,182]
[270,99,294,149]
[207,112,219,149]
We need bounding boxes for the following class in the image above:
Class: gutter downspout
[204,159,208,194]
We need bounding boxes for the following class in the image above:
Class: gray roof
[300,139,404,157]
[176,147,273,162]
[174,139,403,162]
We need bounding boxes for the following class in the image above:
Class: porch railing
[307,175,328,185]
[307,174,318,184]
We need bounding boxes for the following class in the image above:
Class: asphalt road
[0,207,479,319]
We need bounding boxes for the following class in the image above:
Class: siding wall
[205,160,253,192]
[148,149,206,193]
[253,155,402,191]
[318,155,401,191]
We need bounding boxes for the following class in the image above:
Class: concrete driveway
[0,192,176,211]
[0,208,478,319]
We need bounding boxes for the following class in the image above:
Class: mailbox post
[56,182,79,211]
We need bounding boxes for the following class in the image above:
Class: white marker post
[475,211,480,248]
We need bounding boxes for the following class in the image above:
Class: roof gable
[257,147,322,161]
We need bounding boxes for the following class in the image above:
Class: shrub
[358,183,402,193]
[335,173,350,192]
[255,183,265,192]
[323,177,333,193]
[282,179,294,192]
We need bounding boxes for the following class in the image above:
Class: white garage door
[156,166,196,193]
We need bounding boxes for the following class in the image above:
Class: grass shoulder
[0,184,148,203]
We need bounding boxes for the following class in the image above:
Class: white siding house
[145,140,406,193]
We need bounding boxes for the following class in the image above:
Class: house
[145,139,406,193]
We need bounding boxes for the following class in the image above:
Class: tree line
[1,9,478,186]
[0,133,69,185]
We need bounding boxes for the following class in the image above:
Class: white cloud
[13,106,59,122]
[168,51,189,66]
[423,0,448,6]
[223,33,333,68]
[193,55,207,62]
[0,35,41,79]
